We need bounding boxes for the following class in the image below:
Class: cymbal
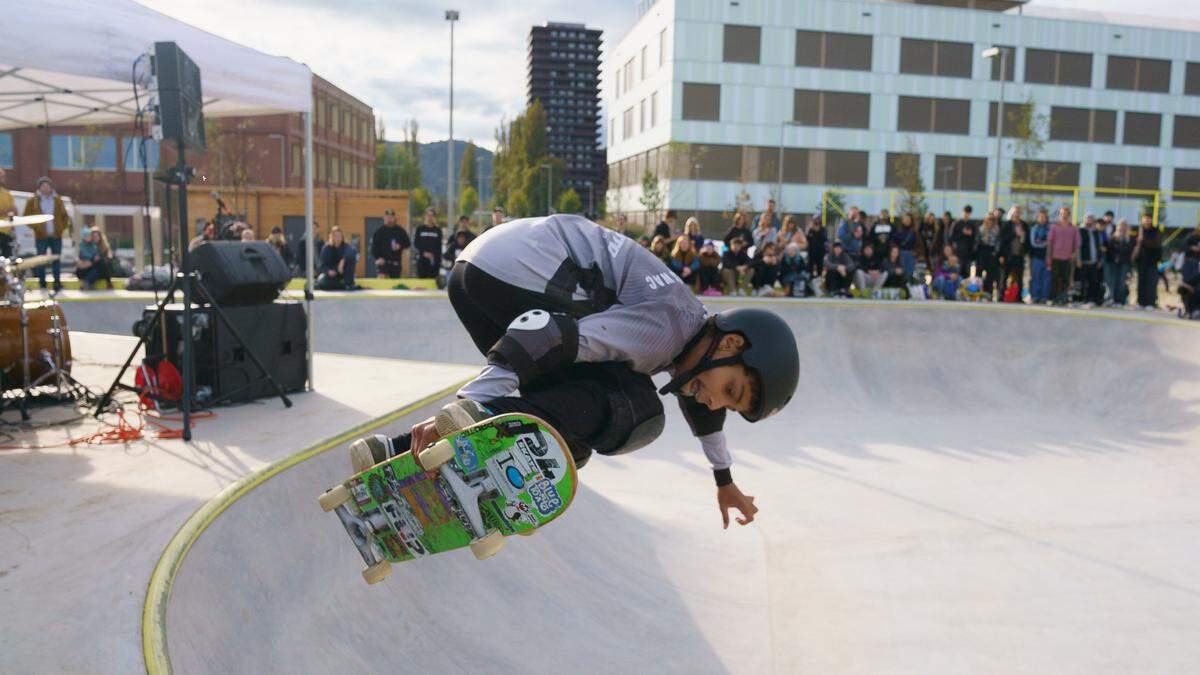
[0,214,54,229]
[13,254,59,271]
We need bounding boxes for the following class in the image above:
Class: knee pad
[487,310,579,385]
[590,373,665,456]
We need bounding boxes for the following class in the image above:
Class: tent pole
[304,109,315,391]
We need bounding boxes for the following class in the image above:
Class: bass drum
[0,301,72,390]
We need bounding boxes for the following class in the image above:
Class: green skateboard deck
[319,413,577,584]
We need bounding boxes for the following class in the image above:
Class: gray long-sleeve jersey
[455,214,733,470]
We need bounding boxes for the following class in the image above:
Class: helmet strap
[659,326,742,396]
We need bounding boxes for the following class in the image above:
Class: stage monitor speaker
[190,241,291,306]
[154,41,206,151]
[140,301,307,405]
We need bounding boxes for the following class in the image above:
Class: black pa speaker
[190,241,291,306]
[154,41,206,151]
[140,301,307,405]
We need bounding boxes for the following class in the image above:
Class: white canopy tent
[0,0,318,389]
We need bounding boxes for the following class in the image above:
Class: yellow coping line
[141,379,470,675]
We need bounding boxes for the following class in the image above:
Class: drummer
[0,168,15,258]
[22,177,71,293]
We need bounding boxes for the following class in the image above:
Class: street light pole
[475,155,484,227]
[777,120,799,213]
[446,9,459,230]
[983,46,1008,213]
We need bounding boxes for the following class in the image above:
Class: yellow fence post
[1152,190,1160,226]
[1072,188,1079,220]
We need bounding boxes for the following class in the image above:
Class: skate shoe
[349,434,394,473]
[348,400,493,473]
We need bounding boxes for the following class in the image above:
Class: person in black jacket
[370,208,410,278]
[998,205,1029,297]
[805,216,827,277]
[950,206,977,277]
[1076,214,1106,305]
[413,207,443,279]
[653,210,677,239]
[723,211,752,249]
[444,228,475,265]
[1179,235,1200,318]
[1133,214,1163,309]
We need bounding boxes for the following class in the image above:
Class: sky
[139,0,1200,151]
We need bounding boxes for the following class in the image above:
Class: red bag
[1003,284,1020,303]
[135,357,183,410]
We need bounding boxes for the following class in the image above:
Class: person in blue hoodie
[1028,207,1051,303]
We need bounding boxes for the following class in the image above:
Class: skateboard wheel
[470,529,505,560]
[418,439,455,470]
[318,484,350,512]
[362,560,391,585]
[349,438,377,473]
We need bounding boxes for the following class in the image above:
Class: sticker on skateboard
[318,413,577,584]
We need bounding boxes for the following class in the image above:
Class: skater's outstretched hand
[409,416,438,470]
[717,482,757,529]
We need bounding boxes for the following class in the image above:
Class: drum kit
[0,214,77,420]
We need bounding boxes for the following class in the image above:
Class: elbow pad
[487,310,579,386]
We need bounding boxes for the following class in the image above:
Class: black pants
[394,261,656,467]
[825,269,851,295]
[1137,260,1158,307]
[1079,263,1104,304]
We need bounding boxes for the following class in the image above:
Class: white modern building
[605,0,1200,234]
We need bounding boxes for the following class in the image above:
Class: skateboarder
[351,214,799,528]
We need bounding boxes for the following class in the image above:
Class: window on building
[885,152,920,189]
[622,107,634,140]
[821,149,870,186]
[641,45,648,78]
[1187,63,1200,96]
[795,30,872,71]
[723,25,761,64]
[615,69,621,97]
[650,91,659,127]
[292,145,301,177]
[50,135,116,170]
[988,46,1016,81]
[899,96,969,135]
[609,117,615,145]
[1049,106,1116,143]
[900,39,972,78]
[122,137,160,171]
[1174,115,1200,149]
[1107,56,1171,93]
[1175,168,1200,198]
[639,99,646,133]
[1012,160,1080,193]
[0,133,11,167]
[316,97,325,127]
[659,28,667,67]
[681,83,720,121]
[691,144,742,181]
[933,155,988,192]
[1096,163,1160,196]
[793,89,870,129]
[624,59,635,89]
[987,101,1033,138]
[317,152,325,181]
[1025,49,1092,87]
[1124,112,1162,146]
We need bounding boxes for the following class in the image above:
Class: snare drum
[0,301,72,390]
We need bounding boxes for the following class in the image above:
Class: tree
[817,189,846,225]
[505,187,531,218]
[558,188,582,215]
[895,137,928,219]
[639,169,663,217]
[376,118,422,191]
[1004,97,1059,212]
[459,141,477,194]
[410,187,433,216]
[491,101,564,218]
[458,185,480,219]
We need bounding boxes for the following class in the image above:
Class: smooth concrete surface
[161,303,1200,674]
[0,332,476,673]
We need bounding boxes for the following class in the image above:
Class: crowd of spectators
[616,199,1200,319]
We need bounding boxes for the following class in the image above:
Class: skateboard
[318,413,577,584]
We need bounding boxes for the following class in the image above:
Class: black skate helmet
[660,307,800,422]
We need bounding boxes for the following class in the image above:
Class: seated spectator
[805,216,827,277]
[778,215,801,246]
[443,229,473,265]
[240,228,256,242]
[889,214,918,278]
[722,211,752,249]
[882,244,908,295]
[752,212,777,251]
[267,227,294,273]
[76,227,113,290]
[654,210,677,239]
[316,226,360,290]
[959,270,987,302]
[720,236,751,296]
[750,241,781,295]
[637,235,652,249]
[932,246,961,300]
[845,222,865,257]
[1179,235,1200,319]
[649,234,672,266]
[668,235,699,286]
[189,220,215,252]
[697,241,722,296]
[854,242,887,294]
[779,241,810,297]
[823,241,855,297]
[1001,272,1022,303]
[682,217,705,251]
